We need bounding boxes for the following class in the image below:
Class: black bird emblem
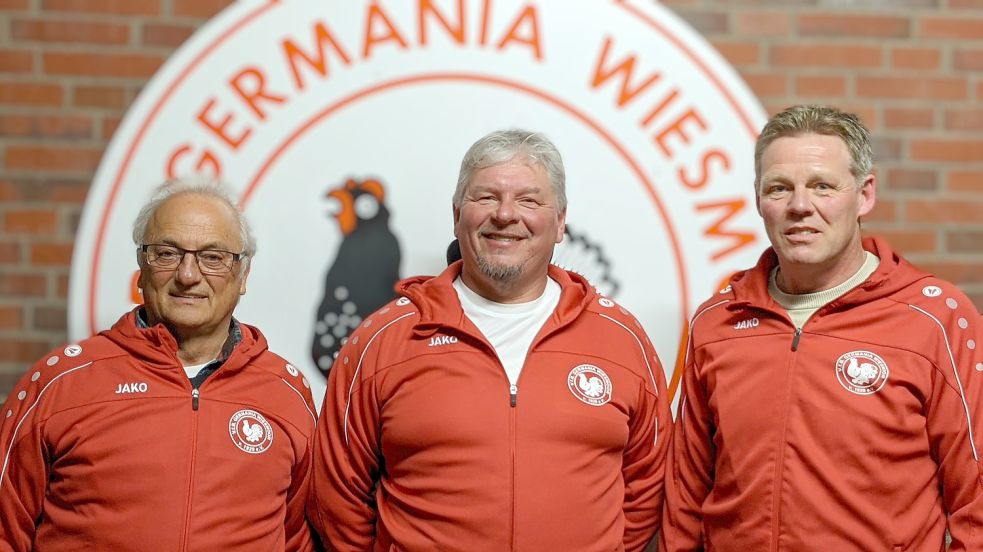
[312,178,401,374]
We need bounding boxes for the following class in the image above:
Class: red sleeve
[0,358,54,552]
[284,433,317,551]
[660,336,712,552]
[308,324,385,552]
[915,290,983,551]
[622,340,672,552]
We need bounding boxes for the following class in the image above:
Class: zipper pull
[509,384,518,407]
[192,388,200,411]
[791,328,802,351]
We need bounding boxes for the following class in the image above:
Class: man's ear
[857,173,876,218]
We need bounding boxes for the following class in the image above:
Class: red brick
[976,81,983,100]
[142,23,196,48]
[711,40,759,66]
[56,274,69,298]
[5,145,104,172]
[0,306,22,331]
[883,107,934,130]
[12,19,130,45]
[0,181,17,202]
[948,171,983,193]
[0,115,93,139]
[3,210,59,235]
[862,228,936,253]
[954,49,983,71]
[911,139,983,162]
[945,108,983,132]
[29,242,73,267]
[172,0,232,18]
[0,50,35,73]
[771,45,882,68]
[0,274,46,297]
[885,168,938,191]
[948,231,983,254]
[101,116,122,140]
[907,199,983,223]
[799,14,910,38]
[0,82,62,106]
[33,305,67,332]
[47,180,90,204]
[735,11,789,36]
[863,198,897,223]
[912,261,983,286]
[891,47,941,70]
[673,10,729,35]
[0,0,30,8]
[0,240,20,263]
[72,85,127,109]
[42,0,160,16]
[857,76,967,100]
[920,17,983,40]
[0,340,53,363]
[743,73,787,98]
[950,0,983,7]
[43,52,164,78]
[794,75,846,97]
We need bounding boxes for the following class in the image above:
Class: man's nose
[787,187,813,214]
[492,198,519,223]
[174,252,203,283]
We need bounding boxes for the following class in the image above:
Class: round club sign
[69,0,767,403]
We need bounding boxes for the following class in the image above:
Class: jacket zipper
[773,325,803,550]
[180,386,201,551]
[509,395,517,551]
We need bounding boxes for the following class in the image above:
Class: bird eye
[354,194,380,219]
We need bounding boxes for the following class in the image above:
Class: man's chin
[476,257,522,282]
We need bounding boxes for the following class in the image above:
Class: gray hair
[453,129,567,212]
[754,105,873,190]
[132,178,256,275]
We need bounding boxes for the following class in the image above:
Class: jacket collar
[729,235,928,310]
[396,261,596,337]
[101,307,267,375]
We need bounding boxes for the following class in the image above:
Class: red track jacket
[310,263,671,551]
[661,237,983,551]
[0,309,318,551]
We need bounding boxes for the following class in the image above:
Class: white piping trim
[598,313,661,444]
[678,299,728,421]
[909,304,979,461]
[280,378,316,423]
[343,313,414,447]
[0,362,93,490]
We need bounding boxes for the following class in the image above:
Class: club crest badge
[835,351,889,395]
[567,364,613,406]
[229,409,274,454]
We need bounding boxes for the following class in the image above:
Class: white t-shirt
[183,361,212,379]
[453,277,561,386]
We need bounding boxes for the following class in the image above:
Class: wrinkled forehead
[145,193,243,249]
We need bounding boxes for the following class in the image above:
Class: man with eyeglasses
[0,180,318,551]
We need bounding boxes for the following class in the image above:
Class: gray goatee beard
[477,256,522,282]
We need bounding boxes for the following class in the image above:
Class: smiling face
[137,193,249,342]
[757,133,876,293]
[454,159,566,303]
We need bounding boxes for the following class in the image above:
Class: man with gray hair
[662,105,983,551]
[0,180,318,550]
[310,129,671,551]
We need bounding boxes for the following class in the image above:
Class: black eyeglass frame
[139,243,244,274]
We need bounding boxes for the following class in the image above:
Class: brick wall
[0,0,981,398]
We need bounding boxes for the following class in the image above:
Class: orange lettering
[196,98,250,150]
[679,149,730,190]
[654,108,707,158]
[590,37,661,107]
[363,2,409,59]
[166,143,221,178]
[230,67,286,121]
[496,5,542,60]
[283,21,352,90]
[695,198,757,261]
[419,0,465,46]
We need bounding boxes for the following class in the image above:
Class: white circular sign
[69,0,767,404]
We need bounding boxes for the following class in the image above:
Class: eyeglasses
[141,243,243,275]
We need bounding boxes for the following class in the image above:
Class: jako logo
[428,335,459,347]
[115,382,148,394]
[734,318,759,330]
[69,0,768,408]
